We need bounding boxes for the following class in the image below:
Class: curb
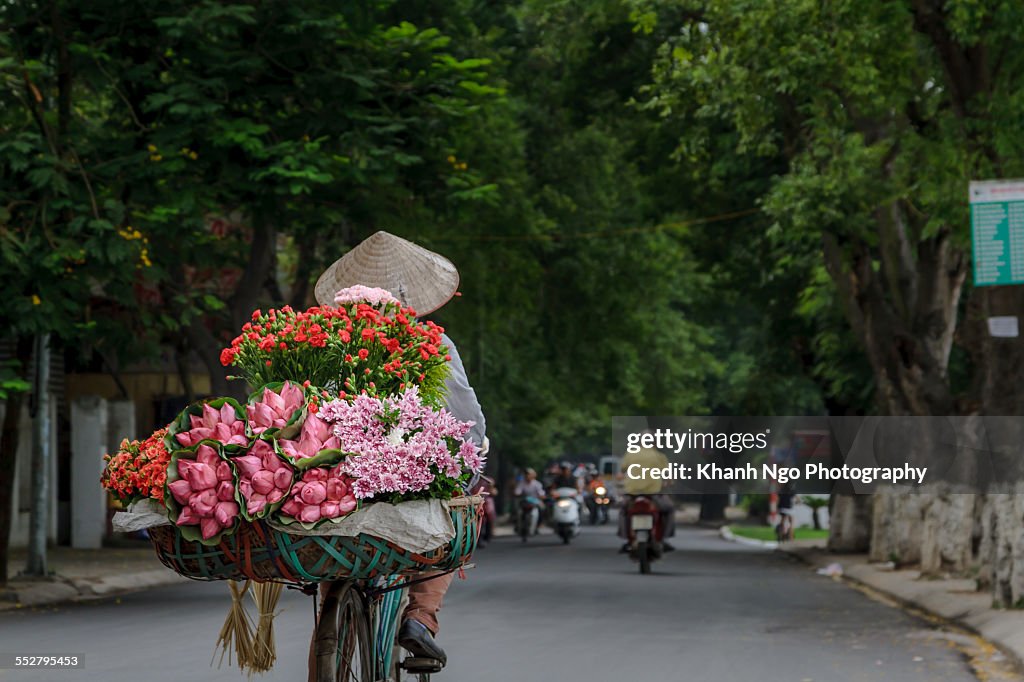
[0,570,188,611]
[778,545,1024,673]
[719,525,778,549]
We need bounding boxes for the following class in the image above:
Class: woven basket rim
[446,494,483,508]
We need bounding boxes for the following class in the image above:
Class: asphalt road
[0,521,1016,682]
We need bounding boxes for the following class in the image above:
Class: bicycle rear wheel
[314,582,374,682]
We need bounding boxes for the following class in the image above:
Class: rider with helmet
[618,444,676,552]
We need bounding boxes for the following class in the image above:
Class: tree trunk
[827,494,872,552]
[0,392,24,587]
[820,210,968,561]
[967,286,1024,600]
[699,494,727,523]
[0,337,33,586]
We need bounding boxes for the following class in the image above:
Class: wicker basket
[149,496,482,585]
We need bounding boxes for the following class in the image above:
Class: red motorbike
[625,495,664,574]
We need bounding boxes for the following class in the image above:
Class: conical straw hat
[314,231,460,315]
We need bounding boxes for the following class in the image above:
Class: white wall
[791,495,830,530]
[0,399,59,548]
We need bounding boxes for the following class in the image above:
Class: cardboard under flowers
[166,397,250,454]
[246,381,307,441]
[164,442,241,546]
[230,440,297,523]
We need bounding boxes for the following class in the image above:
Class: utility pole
[25,334,51,576]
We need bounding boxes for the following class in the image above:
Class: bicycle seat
[401,656,445,674]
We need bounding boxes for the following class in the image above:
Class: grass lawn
[729,525,829,542]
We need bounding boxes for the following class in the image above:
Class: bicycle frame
[307,568,465,682]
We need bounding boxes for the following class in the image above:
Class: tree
[638,0,1024,599]
[0,1,157,583]
[0,0,502,583]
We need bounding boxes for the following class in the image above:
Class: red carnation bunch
[220,293,451,403]
[101,427,170,507]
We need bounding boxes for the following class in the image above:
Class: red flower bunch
[220,288,451,403]
[101,427,170,507]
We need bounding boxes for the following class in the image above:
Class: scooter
[551,487,582,544]
[517,497,541,542]
[585,484,612,525]
[625,495,663,574]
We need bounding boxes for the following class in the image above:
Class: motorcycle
[550,487,582,544]
[517,497,541,542]
[625,495,663,574]
[585,484,612,525]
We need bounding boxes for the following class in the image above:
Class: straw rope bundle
[212,581,255,670]
[251,582,284,672]
[212,580,284,676]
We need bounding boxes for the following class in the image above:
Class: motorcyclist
[515,468,545,535]
[584,472,611,524]
[550,462,579,492]
[587,472,608,495]
[618,444,676,552]
[547,462,579,523]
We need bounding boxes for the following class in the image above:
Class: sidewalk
[760,535,1024,671]
[0,542,187,611]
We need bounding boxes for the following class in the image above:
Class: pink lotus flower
[234,440,295,517]
[175,402,248,448]
[279,465,357,525]
[279,413,340,460]
[247,382,304,434]
[169,444,240,540]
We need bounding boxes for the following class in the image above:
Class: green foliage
[0,0,902,472]
[0,362,30,400]
[635,0,1024,415]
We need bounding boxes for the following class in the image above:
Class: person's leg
[400,572,454,664]
[404,571,454,635]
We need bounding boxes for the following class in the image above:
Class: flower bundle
[278,412,339,461]
[278,464,358,527]
[101,428,170,507]
[166,443,241,541]
[232,440,295,520]
[247,382,305,437]
[319,386,484,503]
[170,399,248,449]
[219,287,451,401]
[106,285,484,547]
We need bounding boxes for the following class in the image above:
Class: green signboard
[970,179,1024,287]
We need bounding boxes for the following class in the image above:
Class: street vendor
[314,230,487,666]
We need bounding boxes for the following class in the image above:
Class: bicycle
[307,569,459,682]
